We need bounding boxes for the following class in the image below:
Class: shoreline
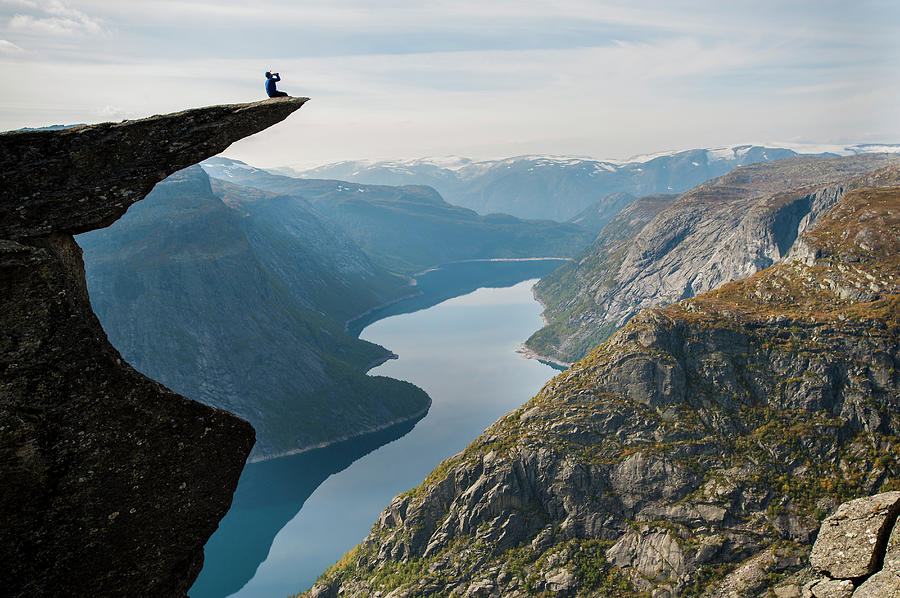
[343,287,423,334]
[247,349,422,464]
[520,285,571,369]
[515,343,571,370]
[261,257,567,464]
[412,256,572,277]
[531,284,551,327]
[346,256,570,334]
[246,403,432,464]
[362,351,399,373]
[247,342,411,464]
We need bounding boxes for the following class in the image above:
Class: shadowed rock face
[0,98,307,239]
[0,97,306,598]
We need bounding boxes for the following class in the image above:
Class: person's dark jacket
[265,74,281,97]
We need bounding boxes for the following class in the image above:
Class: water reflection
[347,259,567,336]
[192,260,564,597]
[190,416,421,598]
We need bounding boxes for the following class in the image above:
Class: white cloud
[0,2,896,167]
[0,1,40,9]
[775,81,857,96]
[0,38,24,53]
[97,104,131,121]
[6,0,106,36]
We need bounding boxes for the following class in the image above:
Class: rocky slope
[529,194,677,361]
[304,179,900,597]
[210,177,409,322]
[527,154,900,365]
[78,165,430,461]
[0,98,305,597]
[567,192,639,234]
[203,157,594,274]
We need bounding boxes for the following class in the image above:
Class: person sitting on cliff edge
[265,71,288,98]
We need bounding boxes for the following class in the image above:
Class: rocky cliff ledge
[0,97,306,597]
[307,173,899,597]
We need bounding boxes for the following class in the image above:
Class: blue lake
[191,263,562,598]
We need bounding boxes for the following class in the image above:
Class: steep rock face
[527,154,900,364]
[567,191,638,233]
[1,98,306,239]
[0,98,306,597]
[79,166,430,461]
[529,194,676,360]
[306,182,900,597]
[210,177,408,321]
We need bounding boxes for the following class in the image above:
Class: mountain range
[202,157,594,274]
[287,144,900,223]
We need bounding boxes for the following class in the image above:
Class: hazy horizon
[247,141,900,173]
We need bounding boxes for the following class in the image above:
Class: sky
[1,0,898,169]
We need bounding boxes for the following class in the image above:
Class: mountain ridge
[303,164,900,598]
[526,153,900,365]
[80,165,431,462]
[202,157,595,274]
[283,144,900,222]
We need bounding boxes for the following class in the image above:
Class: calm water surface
[192,273,559,597]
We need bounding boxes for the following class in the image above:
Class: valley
[4,105,898,598]
[3,4,897,596]
[81,149,899,598]
[304,160,900,598]
[79,161,591,461]
[191,278,558,597]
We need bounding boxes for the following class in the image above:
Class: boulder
[806,579,855,598]
[852,514,900,597]
[809,491,900,579]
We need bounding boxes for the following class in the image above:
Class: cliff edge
[0,97,306,597]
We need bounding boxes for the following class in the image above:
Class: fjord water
[191,264,561,598]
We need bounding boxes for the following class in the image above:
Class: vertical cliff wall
[0,98,307,597]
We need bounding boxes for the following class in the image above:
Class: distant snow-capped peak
[252,143,900,177]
